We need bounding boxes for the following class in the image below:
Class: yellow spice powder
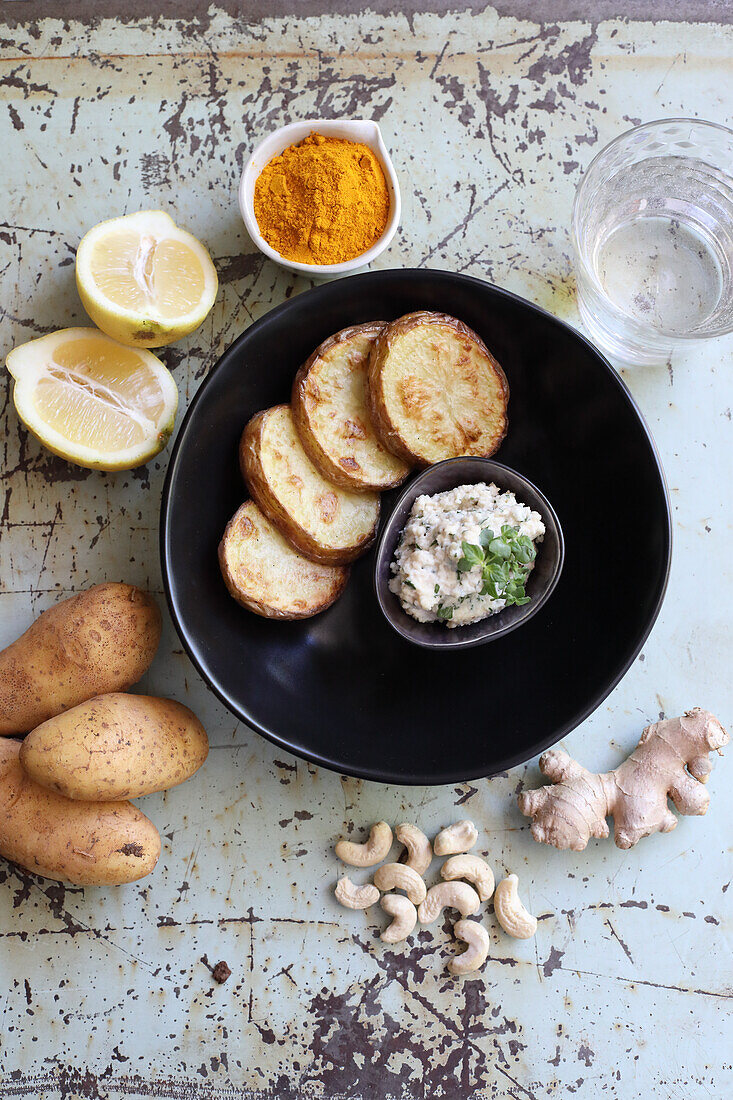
[253,132,390,266]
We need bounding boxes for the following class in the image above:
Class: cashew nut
[440,854,495,902]
[334,876,379,910]
[493,874,537,939]
[380,893,418,943]
[449,919,491,975]
[418,880,481,925]
[395,823,432,875]
[335,821,393,867]
[433,820,478,856]
[373,862,427,904]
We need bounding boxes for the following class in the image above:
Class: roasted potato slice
[367,311,509,466]
[292,322,411,492]
[219,500,349,619]
[240,405,380,565]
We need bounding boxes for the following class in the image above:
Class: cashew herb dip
[389,482,545,627]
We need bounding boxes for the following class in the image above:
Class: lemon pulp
[88,232,207,320]
[6,328,178,470]
[76,211,218,348]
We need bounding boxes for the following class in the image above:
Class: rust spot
[542,946,565,976]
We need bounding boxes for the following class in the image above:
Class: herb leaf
[488,537,512,560]
[457,541,484,572]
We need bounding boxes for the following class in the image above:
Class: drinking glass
[572,118,733,366]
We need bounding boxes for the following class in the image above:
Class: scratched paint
[0,5,732,1098]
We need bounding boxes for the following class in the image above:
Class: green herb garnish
[457,541,483,571]
[436,604,454,621]
[457,525,536,607]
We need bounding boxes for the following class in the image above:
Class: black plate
[160,270,671,785]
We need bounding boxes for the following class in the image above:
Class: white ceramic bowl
[238,118,401,278]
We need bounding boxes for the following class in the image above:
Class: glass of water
[572,118,733,366]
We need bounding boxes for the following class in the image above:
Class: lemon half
[76,210,218,348]
[6,328,179,471]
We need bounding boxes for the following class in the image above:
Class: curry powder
[253,132,390,266]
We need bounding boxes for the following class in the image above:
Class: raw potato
[219,500,349,619]
[367,311,509,467]
[0,739,160,885]
[0,583,161,736]
[19,693,209,802]
[292,322,411,492]
[240,405,380,565]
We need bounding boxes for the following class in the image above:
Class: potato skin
[0,739,160,885]
[19,693,209,802]
[0,583,162,736]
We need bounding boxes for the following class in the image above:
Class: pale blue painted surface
[0,7,731,1097]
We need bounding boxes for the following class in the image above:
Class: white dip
[389,482,545,628]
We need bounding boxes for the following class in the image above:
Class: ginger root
[518,708,728,851]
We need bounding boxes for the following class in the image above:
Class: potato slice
[292,322,411,492]
[367,311,509,466]
[240,405,380,565]
[219,500,349,618]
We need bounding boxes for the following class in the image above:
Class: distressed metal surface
[1,5,732,1097]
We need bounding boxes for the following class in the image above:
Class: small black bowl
[375,458,564,650]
